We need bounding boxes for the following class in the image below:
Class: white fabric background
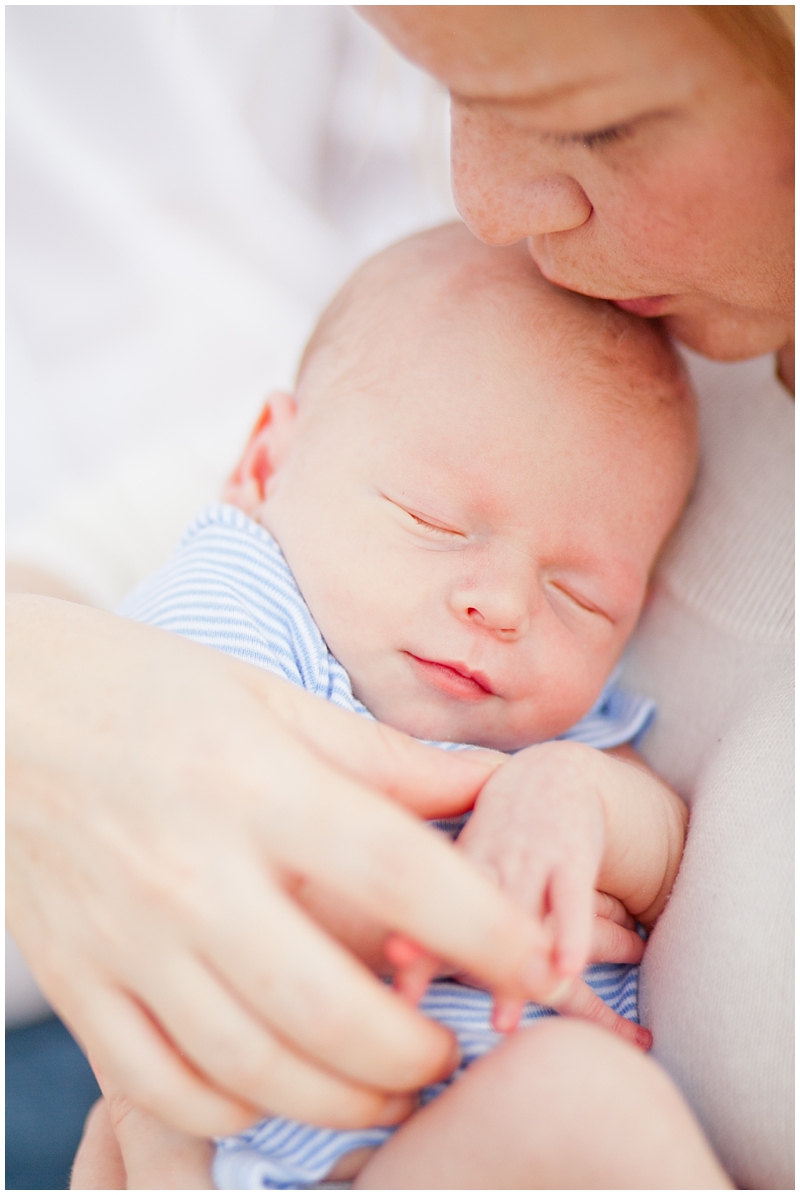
[6,7,793,1189]
[7,5,456,583]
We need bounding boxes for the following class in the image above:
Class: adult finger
[70,1099,126,1190]
[131,918,438,1121]
[137,962,420,1129]
[247,738,554,1001]
[110,1099,216,1192]
[70,985,266,1137]
[248,665,503,818]
[548,863,596,977]
[82,979,411,1137]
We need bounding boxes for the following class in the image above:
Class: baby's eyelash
[410,513,458,535]
[550,581,607,619]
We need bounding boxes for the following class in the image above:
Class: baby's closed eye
[408,511,464,537]
[545,579,613,622]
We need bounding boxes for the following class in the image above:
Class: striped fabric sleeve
[556,665,656,751]
[117,504,356,707]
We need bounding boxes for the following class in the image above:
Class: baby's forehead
[311,233,655,361]
[297,225,694,457]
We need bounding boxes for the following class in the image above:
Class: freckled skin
[360,6,794,363]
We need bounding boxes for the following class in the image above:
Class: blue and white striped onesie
[119,503,655,1191]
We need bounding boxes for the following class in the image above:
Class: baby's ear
[222,391,298,516]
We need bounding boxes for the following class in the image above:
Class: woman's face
[360,6,794,361]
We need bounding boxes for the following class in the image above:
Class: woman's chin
[663,307,793,364]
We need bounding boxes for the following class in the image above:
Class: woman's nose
[451,101,592,244]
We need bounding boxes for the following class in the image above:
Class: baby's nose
[450,577,532,641]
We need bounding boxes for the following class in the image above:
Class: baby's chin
[360,694,556,754]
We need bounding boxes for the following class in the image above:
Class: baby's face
[235,265,693,751]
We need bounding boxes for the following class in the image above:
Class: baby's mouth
[404,654,494,702]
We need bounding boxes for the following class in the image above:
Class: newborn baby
[80,223,699,1189]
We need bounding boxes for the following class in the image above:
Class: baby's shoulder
[119,504,342,697]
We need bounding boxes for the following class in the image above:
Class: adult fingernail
[435,1036,462,1080]
[543,978,573,1007]
[376,1094,416,1125]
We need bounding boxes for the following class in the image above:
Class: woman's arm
[8,594,566,1137]
[6,561,90,603]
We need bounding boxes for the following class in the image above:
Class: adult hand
[8,596,556,1137]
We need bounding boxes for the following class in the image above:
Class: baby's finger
[491,994,527,1034]
[593,891,636,929]
[590,915,646,965]
[383,934,429,970]
[553,979,652,1052]
[394,957,440,1006]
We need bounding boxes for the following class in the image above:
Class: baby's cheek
[507,676,601,746]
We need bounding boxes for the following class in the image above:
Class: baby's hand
[491,976,651,1050]
[386,740,678,1053]
[458,741,609,981]
[385,927,651,1053]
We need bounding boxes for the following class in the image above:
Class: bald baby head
[297,222,694,445]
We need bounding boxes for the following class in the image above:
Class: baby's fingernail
[635,1025,653,1051]
[376,1094,416,1125]
[492,998,524,1034]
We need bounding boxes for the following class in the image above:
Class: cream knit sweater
[625,349,793,1190]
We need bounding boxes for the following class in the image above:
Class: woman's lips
[405,654,493,702]
[611,295,674,317]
